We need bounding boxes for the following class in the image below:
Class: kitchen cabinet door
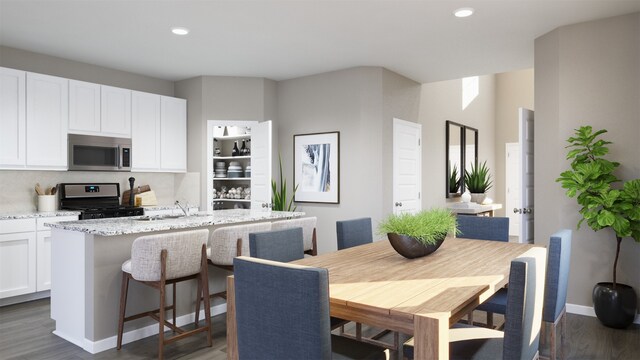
[69,80,101,134]
[0,232,36,299]
[0,67,26,168]
[36,231,52,291]
[160,96,187,172]
[131,91,161,170]
[26,72,68,170]
[101,85,131,138]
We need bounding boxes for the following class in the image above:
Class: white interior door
[251,121,272,212]
[505,143,521,238]
[393,118,422,215]
[518,108,534,244]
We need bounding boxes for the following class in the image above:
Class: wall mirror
[445,121,478,198]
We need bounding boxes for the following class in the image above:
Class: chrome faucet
[175,200,189,216]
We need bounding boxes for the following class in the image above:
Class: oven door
[68,134,131,171]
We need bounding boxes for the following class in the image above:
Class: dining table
[226,236,539,359]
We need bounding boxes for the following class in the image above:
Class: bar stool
[116,229,211,360]
[195,222,272,324]
[272,217,318,256]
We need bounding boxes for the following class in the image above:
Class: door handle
[513,208,522,214]
[523,208,532,214]
[395,202,403,207]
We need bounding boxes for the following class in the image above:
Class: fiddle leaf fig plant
[556,126,640,287]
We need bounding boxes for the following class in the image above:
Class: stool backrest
[250,227,305,262]
[457,216,509,242]
[503,247,547,360]
[233,256,331,359]
[543,229,572,323]
[336,217,372,250]
[272,217,317,252]
[131,229,209,281]
[209,222,272,265]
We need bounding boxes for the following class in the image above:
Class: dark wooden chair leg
[117,272,130,350]
[468,310,474,326]
[487,312,494,328]
[158,250,167,360]
[195,274,202,327]
[172,283,177,332]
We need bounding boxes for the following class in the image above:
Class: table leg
[226,276,238,360]
[414,313,449,360]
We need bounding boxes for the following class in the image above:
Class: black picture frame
[293,131,340,204]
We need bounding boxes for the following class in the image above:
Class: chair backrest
[209,222,272,265]
[250,227,305,262]
[336,217,372,250]
[233,256,331,360]
[272,217,317,252]
[543,229,572,323]
[457,216,509,242]
[131,229,209,281]
[503,247,547,360]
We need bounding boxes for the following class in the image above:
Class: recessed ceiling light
[453,7,474,18]
[171,27,190,35]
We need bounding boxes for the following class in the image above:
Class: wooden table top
[292,237,537,323]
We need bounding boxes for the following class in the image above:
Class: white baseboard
[566,303,640,325]
[82,303,227,354]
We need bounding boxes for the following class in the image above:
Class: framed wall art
[293,131,340,204]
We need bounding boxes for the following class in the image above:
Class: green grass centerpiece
[378,209,458,259]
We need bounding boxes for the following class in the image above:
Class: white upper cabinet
[131,91,161,170]
[0,67,26,168]
[101,85,131,138]
[160,96,187,172]
[26,72,68,169]
[68,80,101,134]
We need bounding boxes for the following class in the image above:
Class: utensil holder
[38,195,56,212]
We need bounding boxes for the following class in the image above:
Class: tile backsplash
[0,170,200,213]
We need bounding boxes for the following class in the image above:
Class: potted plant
[378,208,458,259]
[449,164,461,195]
[556,126,640,329]
[271,154,299,211]
[464,161,493,203]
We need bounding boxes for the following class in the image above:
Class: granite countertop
[142,205,199,211]
[45,209,305,236]
[0,210,81,220]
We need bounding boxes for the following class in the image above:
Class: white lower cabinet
[0,216,77,300]
[0,223,36,299]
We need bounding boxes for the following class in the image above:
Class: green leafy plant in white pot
[271,155,298,211]
[556,126,640,329]
[464,161,493,204]
[378,208,458,259]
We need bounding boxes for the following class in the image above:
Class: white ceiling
[1,1,639,83]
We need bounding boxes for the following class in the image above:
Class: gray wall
[493,69,534,216]
[535,13,640,310]
[418,75,497,209]
[0,46,174,96]
[276,66,420,253]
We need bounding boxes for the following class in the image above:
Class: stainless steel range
[58,183,144,220]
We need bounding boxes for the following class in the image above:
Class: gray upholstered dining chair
[249,227,305,262]
[475,229,572,359]
[272,217,318,256]
[336,217,373,250]
[404,247,547,360]
[233,256,388,360]
[456,215,510,242]
[117,229,211,360]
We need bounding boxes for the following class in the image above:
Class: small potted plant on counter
[464,160,493,204]
[556,126,640,329]
[378,208,458,259]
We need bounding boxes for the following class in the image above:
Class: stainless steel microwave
[68,134,132,171]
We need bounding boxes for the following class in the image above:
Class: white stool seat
[121,259,132,274]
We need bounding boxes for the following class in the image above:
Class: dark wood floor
[0,298,638,359]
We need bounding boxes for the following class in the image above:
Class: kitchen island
[45,209,304,354]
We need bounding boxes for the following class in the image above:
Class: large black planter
[387,233,445,259]
[592,282,637,329]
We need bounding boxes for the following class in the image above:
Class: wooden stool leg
[117,272,130,350]
[201,245,212,347]
[172,283,177,332]
[158,251,167,360]
[195,273,203,327]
